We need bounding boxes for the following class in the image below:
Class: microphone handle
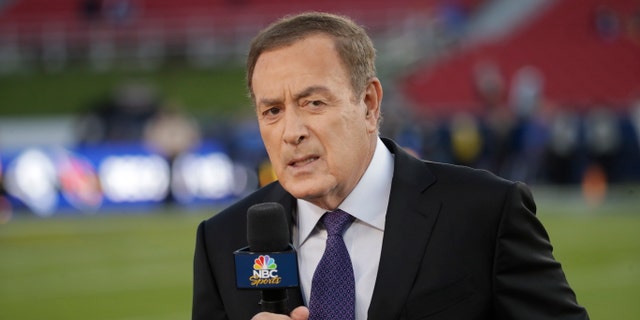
[260,289,288,314]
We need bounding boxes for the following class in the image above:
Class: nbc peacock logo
[254,255,277,270]
[249,255,282,286]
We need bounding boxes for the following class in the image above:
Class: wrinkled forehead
[253,35,349,88]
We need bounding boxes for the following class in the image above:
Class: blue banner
[0,140,241,216]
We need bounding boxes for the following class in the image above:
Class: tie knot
[321,209,354,236]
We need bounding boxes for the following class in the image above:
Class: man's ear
[363,78,383,131]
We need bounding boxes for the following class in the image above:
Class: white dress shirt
[293,137,394,320]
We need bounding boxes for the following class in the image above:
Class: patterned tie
[308,209,356,320]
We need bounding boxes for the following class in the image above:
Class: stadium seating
[401,0,640,117]
[0,0,485,35]
[0,0,486,71]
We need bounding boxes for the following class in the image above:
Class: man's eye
[263,107,281,117]
[307,100,325,107]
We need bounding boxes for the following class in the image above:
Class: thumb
[290,306,310,320]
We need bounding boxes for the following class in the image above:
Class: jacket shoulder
[424,160,515,189]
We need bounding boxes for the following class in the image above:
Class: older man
[192,12,589,320]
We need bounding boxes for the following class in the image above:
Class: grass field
[1,192,639,320]
[0,210,213,320]
[0,65,249,117]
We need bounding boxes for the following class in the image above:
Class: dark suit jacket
[192,138,589,320]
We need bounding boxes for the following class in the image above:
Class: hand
[251,306,309,320]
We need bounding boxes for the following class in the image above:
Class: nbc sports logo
[234,248,298,289]
[252,255,279,279]
[248,255,283,285]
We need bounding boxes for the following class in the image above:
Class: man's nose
[282,108,308,145]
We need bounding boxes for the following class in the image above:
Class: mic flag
[233,202,299,314]
[234,246,299,289]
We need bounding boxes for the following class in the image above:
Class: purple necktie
[308,209,356,320]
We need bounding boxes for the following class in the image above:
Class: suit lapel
[368,139,441,320]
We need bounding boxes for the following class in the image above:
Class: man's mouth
[289,156,319,167]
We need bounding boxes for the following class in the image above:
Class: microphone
[234,202,299,314]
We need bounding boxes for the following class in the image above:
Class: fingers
[250,307,309,320]
[290,306,310,320]
[251,312,290,320]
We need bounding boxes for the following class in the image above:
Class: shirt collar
[296,137,394,246]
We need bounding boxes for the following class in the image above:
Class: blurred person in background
[544,110,585,184]
[472,61,515,177]
[584,108,622,183]
[192,12,589,320]
[75,81,161,145]
[621,101,640,180]
[506,66,550,184]
[143,103,201,158]
[143,102,201,204]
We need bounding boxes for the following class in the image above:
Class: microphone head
[247,202,290,252]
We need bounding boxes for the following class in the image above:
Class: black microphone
[233,202,299,314]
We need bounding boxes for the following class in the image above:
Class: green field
[0,65,250,117]
[0,210,213,320]
[543,214,640,320]
[1,196,639,319]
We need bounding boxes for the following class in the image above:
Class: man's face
[251,34,381,210]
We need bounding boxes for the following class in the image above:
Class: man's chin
[289,189,323,202]
[285,184,325,203]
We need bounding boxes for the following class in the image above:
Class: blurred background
[0,0,638,319]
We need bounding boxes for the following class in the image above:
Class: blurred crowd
[73,78,640,193]
[75,81,201,159]
[385,63,640,186]
[388,103,640,186]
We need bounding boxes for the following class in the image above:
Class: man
[192,12,589,320]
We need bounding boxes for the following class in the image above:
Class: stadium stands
[0,0,486,69]
[401,0,640,117]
